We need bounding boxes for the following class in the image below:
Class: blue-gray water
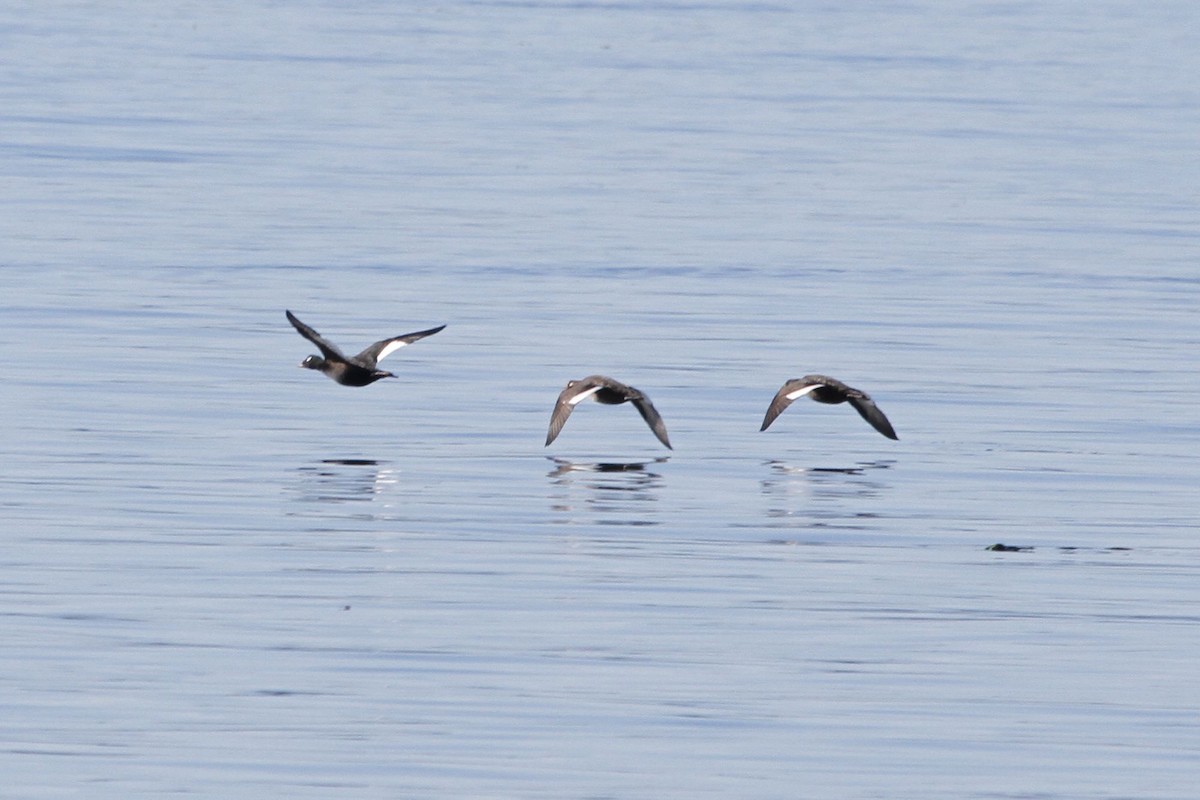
[3,2,1199,798]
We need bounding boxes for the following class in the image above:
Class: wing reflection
[760,459,894,532]
[546,457,668,527]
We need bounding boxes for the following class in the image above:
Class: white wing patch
[568,386,603,405]
[785,385,820,401]
[376,340,411,362]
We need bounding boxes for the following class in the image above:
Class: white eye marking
[568,386,603,405]
[785,385,819,401]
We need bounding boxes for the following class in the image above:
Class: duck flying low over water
[760,375,898,440]
[546,375,673,449]
[286,310,445,387]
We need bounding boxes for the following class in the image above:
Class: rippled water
[4,2,1199,798]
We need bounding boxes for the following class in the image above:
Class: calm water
[3,2,1199,798]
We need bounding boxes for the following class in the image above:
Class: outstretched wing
[354,324,446,368]
[286,310,350,363]
[759,381,818,431]
[846,392,899,440]
[630,396,672,449]
[545,380,603,446]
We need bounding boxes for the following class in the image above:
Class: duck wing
[759,380,819,431]
[286,310,350,363]
[630,395,672,449]
[545,378,604,446]
[846,391,899,440]
[354,324,446,369]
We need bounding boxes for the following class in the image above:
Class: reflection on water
[760,459,894,532]
[546,457,668,527]
[292,458,398,505]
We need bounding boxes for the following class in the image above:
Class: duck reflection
[547,457,668,527]
[760,459,894,530]
[293,458,399,506]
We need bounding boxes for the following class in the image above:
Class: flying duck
[545,375,672,449]
[286,309,445,387]
[760,375,898,439]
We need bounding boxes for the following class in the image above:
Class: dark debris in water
[987,543,1134,553]
[987,543,1034,552]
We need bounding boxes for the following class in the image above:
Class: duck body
[297,354,395,387]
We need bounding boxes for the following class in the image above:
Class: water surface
[3,2,1199,798]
